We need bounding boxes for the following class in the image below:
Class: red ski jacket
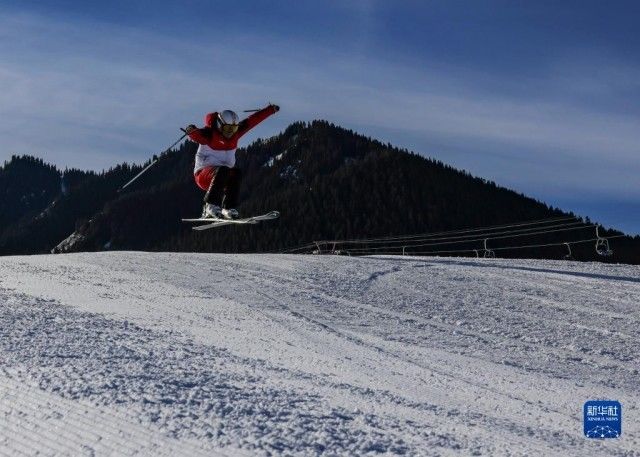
[187,105,278,151]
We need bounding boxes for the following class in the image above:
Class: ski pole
[245,102,277,113]
[117,131,187,193]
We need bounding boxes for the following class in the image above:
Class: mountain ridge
[1,120,637,263]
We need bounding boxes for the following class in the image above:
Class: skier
[185,104,279,219]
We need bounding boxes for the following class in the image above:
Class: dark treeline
[1,121,638,263]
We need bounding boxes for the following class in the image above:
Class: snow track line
[223,265,622,455]
[2,285,431,455]
[437,258,640,285]
[0,372,217,456]
[1,388,136,456]
[220,258,631,426]
[232,268,556,402]
[393,265,640,344]
[211,272,493,451]
[2,253,638,455]
[224,260,639,384]
[365,256,640,319]
[0,402,101,455]
[0,419,44,456]
[0,295,244,456]
[363,258,640,356]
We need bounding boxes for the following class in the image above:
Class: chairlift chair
[595,227,613,257]
[563,242,574,260]
[482,239,496,258]
[595,238,613,256]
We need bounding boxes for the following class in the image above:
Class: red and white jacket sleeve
[237,105,278,137]
[187,128,210,145]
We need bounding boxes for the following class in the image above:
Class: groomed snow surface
[0,253,638,456]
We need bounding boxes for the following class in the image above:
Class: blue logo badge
[584,400,621,438]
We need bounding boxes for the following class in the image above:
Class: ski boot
[202,203,222,219]
[221,208,240,220]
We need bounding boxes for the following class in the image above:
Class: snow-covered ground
[0,252,638,456]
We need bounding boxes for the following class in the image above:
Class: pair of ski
[182,210,280,231]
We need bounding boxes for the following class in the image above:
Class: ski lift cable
[347,235,625,257]
[491,235,624,252]
[280,216,582,253]
[371,223,597,251]
[277,242,319,254]
[331,219,585,246]
[340,224,598,253]
[316,216,579,245]
[357,215,579,242]
[328,220,587,247]
[278,221,619,257]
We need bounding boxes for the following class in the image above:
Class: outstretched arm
[185,124,211,145]
[237,104,279,137]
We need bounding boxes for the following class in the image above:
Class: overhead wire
[281,217,583,253]
[358,235,626,257]
[275,215,622,259]
[314,215,579,244]
[329,220,586,248]
[339,224,598,253]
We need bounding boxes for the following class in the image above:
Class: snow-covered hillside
[1,253,638,456]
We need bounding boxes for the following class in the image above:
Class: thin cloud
[0,9,638,225]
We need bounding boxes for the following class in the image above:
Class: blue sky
[1,1,639,234]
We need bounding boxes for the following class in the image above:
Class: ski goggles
[220,124,239,136]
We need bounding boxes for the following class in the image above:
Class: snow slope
[0,253,638,456]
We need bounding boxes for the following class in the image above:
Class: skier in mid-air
[185,104,279,219]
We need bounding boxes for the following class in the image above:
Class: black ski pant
[203,166,242,209]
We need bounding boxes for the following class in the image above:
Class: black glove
[185,124,197,134]
[270,104,280,112]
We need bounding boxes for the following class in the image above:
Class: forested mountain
[0,156,61,228]
[0,155,134,255]
[1,121,637,263]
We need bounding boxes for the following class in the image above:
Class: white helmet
[217,110,239,126]
[216,110,239,137]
